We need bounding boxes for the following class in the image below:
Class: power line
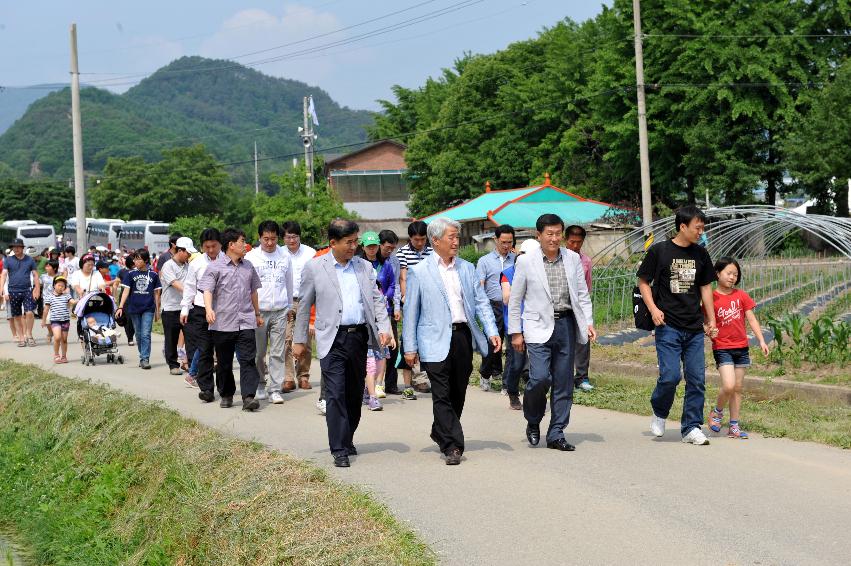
[644,33,851,39]
[84,0,486,88]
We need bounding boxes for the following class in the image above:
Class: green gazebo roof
[421,176,623,227]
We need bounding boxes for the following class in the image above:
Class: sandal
[54,355,61,363]
[27,337,36,347]
[17,340,26,347]
[708,408,723,433]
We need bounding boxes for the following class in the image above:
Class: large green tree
[0,179,75,227]
[91,144,234,222]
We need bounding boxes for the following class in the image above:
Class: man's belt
[553,309,573,319]
[338,323,366,333]
[451,322,468,331]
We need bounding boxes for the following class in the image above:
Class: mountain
[0,84,65,135]
[0,57,375,185]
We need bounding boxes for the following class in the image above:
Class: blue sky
[2,1,607,110]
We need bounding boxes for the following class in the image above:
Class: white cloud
[199,4,349,87]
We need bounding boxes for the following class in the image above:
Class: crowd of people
[0,204,767,467]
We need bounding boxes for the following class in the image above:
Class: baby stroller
[74,290,124,366]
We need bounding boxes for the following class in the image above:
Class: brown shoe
[282,381,297,393]
[298,378,312,390]
[445,448,462,465]
[413,382,431,394]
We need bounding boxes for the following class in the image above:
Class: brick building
[324,140,410,219]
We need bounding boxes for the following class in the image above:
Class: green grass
[573,373,851,449]
[0,360,434,566]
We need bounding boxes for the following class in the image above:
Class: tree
[786,58,851,216]
[0,178,75,228]
[168,214,228,243]
[251,165,351,247]
[90,144,233,222]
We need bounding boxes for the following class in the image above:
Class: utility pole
[70,23,87,250]
[632,0,653,237]
[254,141,259,195]
[301,96,314,194]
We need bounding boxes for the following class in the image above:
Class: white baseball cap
[519,239,540,254]
[175,236,198,253]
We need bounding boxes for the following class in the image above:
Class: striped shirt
[397,243,432,270]
[543,253,571,311]
[46,293,73,322]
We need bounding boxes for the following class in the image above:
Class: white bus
[0,223,56,255]
[87,219,125,251]
[61,217,97,249]
[118,222,170,254]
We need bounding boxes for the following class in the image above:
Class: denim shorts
[713,347,751,368]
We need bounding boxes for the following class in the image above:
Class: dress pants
[320,325,368,456]
[421,325,473,455]
[161,310,182,369]
[255,308,287,393]
[212,329,261,399]
[479,301,505,378]
[502,342,528,396]
[524,313,577,443]
[574,340,591,384]
[383,310,400,390]
[186,305,217,394]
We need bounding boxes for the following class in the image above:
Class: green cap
[360,231,380,246]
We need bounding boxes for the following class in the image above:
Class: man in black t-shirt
[637,205,716,445]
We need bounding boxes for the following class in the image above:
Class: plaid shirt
[543,253,572,311]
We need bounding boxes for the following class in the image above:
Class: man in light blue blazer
[508,213,596,452]
[403,217,500,465]
[294,219,393,468]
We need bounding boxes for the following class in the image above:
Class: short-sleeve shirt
[120,268,161,314]
[70,269,105,295]
[4,255,37,293]
[46,292,73,322]
[159,258,189,312]
[712,289,757,350]
[636,239,715,332]
[198,256,262,332]
[397,243,432,271]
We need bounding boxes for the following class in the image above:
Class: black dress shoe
[198,390,215,403]
[220,396,233,408]
[547,438,576,451]
[445,448,462,465]
[346,445,357,456]
[526,423,540,446]
[509,394,522,410]
[242,396,259,411]
[334,454,351,468]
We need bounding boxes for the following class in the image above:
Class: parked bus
[87,219,125,251]
[118,222,170,254]
[61,217,97,249]
[0,223,56,255]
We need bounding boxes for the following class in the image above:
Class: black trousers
[186,306,216,393]
[384,311,400,390]
[125,312,135,343]
[211,329,260,399]
[319,326,368,457]
[479,301,505,378]
[421,326,473,455]
[161,310,182,369]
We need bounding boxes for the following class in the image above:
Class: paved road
[3,324,850,565]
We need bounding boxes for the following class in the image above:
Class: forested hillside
[0,56,374,188]
[371,0,850,217]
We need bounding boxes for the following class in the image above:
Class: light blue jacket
[402,253,498,363]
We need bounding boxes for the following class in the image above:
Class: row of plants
[766,313,850,366]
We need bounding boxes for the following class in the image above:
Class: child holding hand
[43,276,75,363]
[706,257,769,439]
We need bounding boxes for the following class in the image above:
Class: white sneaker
[501,388,508,396]
[650,415,666,437]
[316,399,327,415]
[269,391,284,404]
[375,384,386,399]
[480,377,491,392]
[577,380,594,392]
[682,427,710,445]
[255,388,267,401]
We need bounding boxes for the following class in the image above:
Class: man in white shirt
[180,228,224,395]
[160,237,195,377]
[281,220,316,392]
[246,220,293,405]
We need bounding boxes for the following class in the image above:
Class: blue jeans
[524,315,576,443]
[189,349,200,376]
[651,324,706,436]
[128,310,154,362]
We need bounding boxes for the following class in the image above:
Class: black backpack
[633,286,655,331]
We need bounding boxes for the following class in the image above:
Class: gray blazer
[507,246,593,344]
[294,253,392,359]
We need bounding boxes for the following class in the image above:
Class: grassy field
[0,360,433,566]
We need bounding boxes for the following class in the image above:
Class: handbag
[633,286,655,331]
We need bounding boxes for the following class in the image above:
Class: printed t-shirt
[120,268,161,314]
[711,288,756,350]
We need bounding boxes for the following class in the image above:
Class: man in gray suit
[508,214,596,452]
[293,219,393,468]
